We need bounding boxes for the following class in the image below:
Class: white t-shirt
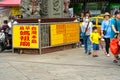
[8,21,18,35]
[81,21,93,35]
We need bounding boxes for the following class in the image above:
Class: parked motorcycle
[0,30,12,52]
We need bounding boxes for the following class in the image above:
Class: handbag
[103,21,110,35]
[103,30,106,35]
[110,38,119,55]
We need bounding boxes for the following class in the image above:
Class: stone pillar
[20,0,70,18]
[20,0,41,18]
[48,0,64,18]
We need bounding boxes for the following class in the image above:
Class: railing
[12,21,80,54]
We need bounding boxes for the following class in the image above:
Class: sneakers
[116,56,120,60]
[113,60,118,63]
[104,51,110,57]
[85,51,87,54]
[85,51,91,55]
[104,51,107,55]
[93,55,98,57]
[88,52,92,55]
[106,54,110,57]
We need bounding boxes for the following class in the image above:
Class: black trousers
[104,38,110,54]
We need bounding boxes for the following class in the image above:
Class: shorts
[93,43,99,50]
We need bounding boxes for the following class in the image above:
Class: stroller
[110,33,120,66]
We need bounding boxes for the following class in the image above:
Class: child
[90,27,101,57]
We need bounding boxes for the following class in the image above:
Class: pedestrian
[1,20,10,46]
[80,11,91,46]
[1,20,9,34]
[7,16,18,46]
[101,12,111,57]
[90,27,101,57]
[81,15,93,55]
[8,16,18,36]
[110,11,120,63]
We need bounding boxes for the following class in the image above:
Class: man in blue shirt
[111,11,120,63]
[111,11,120,38]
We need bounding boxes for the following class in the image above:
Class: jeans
[93,43,99,50]
[83,35,91,53]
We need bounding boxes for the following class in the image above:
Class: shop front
[0,0,21,25]
[70,0,120,17]
[0,0,21,16]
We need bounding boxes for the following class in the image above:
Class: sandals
[93,55,98,57]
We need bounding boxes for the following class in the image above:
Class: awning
[0,0,22,6]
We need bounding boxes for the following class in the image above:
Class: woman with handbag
[81,17,93,55]
[101,12,111,57]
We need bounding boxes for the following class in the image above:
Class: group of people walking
[0,16,17,46]
[81,11,120,63]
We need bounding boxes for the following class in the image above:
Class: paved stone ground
[0,48,120,80]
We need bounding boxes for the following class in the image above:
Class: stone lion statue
[20,0,70,18]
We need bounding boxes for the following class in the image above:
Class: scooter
[0,30,12,52]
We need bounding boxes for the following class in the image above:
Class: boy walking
[90,27,101,57]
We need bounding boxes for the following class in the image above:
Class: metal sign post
[38,19,42,55]
[12,22,14,54]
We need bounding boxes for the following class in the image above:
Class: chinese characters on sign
[20,26,30,47]
[13,25,39,48]
[31,26,38,44]
[11,7,21,16]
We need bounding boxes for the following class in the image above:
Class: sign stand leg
[12,48,14,54]
[38,19,42,55]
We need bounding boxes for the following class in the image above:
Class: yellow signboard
[13,25,39,48]
[50,23,79,46]
[11,7,21,16]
